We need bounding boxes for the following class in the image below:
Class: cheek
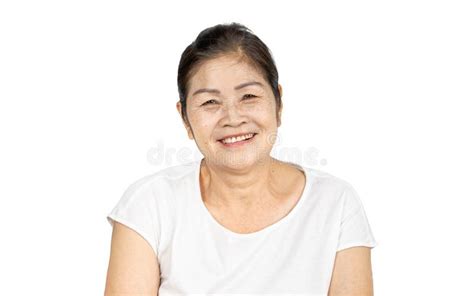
[250,104,278,123]
[188,115,215,136]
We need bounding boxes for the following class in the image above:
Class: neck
[199,157,285,211]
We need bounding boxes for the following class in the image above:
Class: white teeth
[221,133,254,144]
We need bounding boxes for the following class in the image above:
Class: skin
[175,54,311,233]
[104,221,160,296]
[328,246,374,295]
[177,53,374,294]
[104,53,374,295]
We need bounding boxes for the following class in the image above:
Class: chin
[207,153,256,169]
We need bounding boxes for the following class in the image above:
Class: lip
[217,132,257,142]
[218,133,257,148]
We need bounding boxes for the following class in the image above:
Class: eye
[243,94,257,100]
[201,99,218,106]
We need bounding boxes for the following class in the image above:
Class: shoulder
[303,166,372,224]
[114,160,199,211]
[296,164,364,209]
[299,164,353,194]
[125,159,199,193]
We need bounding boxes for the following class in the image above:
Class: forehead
[188,55,266,92]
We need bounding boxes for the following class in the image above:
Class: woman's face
[176,54,282,169]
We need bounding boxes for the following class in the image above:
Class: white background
[1,0,473,295]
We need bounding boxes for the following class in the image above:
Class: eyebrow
[191,81,264,97]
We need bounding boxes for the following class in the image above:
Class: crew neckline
[193,157,311,240]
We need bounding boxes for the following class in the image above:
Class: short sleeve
[336,183,377,252]
[106,178,161,258]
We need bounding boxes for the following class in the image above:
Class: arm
[328,246,374,296]
[104,221,161,296]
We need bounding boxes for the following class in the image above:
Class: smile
[218,133,257,147]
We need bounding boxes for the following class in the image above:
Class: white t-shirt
[107,157,377,295]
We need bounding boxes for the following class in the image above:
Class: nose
[220,101,247,127]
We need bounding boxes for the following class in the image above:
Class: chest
[159,209,338,295]
[202,168,306,235]
[204,196,299,234]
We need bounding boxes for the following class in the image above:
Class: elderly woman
[105,22,377,295]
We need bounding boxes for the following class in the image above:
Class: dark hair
[177,22,282,126]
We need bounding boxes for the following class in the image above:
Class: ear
[176,101,194,140]
[277,84,283,127]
